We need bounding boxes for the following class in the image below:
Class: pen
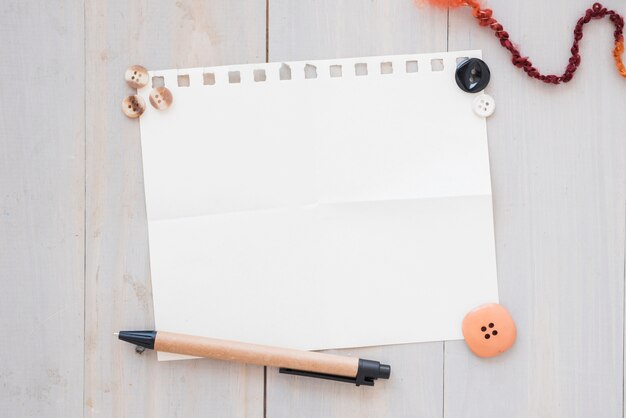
[115,330,391,386]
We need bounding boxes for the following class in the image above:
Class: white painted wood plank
[266,1,448,417]
[0,1,85,417]
[84,1,266,417]
[269,0,448,62]
[267,344,443,418]
[446,1,626,417]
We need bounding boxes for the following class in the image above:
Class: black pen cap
[355,359,391,386]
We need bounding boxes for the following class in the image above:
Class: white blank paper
[137,50,499,360]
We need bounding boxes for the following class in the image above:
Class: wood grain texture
[268,0,448,62]
[0,1,85,417]
[446,1,626,417]
[3,0,626,416]
[84,1,265,417]
[267,344,444,418]
[156,332,360,377]
[266,1,448,417]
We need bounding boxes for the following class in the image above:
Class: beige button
[122,95,146,119]
[149,87,173,110]
[125,65,149,89]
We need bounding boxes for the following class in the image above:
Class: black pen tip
[117,330,157,350]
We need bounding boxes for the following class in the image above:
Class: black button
[455,58,490,93]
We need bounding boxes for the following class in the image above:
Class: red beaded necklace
[421,1,626,84]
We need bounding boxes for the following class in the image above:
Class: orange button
[125,65,149,89]
[462,303,516,358]
[122,95,146,119]
[149,87,173,110]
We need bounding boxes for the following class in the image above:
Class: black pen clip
[279,368,373,386]
[279,359,391,387]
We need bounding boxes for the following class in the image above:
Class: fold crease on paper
[137,50,499,361]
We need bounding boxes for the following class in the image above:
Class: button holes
[155,94,159,98]
[488,323,494,328]
[134,71,137,75]
[481,326,487,332]
[131,76,135,80]
[486,102,490,105]
[484,334,491,339]
[492,330,498,336]
[456,58,490,92]
[127,105,131,108]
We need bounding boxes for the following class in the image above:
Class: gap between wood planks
[443,7,449,418]
[264,3,269,417]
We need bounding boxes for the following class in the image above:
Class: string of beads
[464,1,626,84]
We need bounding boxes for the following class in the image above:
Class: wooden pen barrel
[155,331,359,378]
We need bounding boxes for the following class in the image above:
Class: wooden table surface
[1,0,625,416]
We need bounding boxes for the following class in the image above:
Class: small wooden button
[149,87,173,110]
[462,303,516,358]
[122,95,146,119]
[125,65,149,89]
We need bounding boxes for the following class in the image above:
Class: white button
[473,94,495,117]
